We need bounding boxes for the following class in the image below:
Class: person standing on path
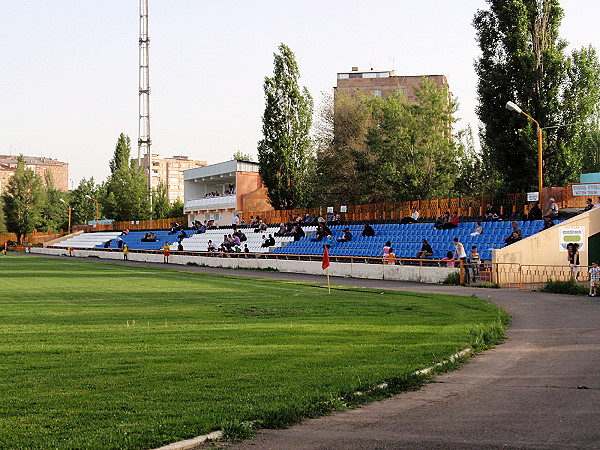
[453,237,469,283]
[588,261,600,296]
[123,244,129,261]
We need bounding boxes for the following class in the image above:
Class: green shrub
[539,279,587,296]
[442,271,461,285]
[221,420,257,442]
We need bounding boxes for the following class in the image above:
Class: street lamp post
[85,194,99,226]
[59,198,72,234]
[506,101,544,209]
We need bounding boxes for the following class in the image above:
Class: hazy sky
[1,0,598,188]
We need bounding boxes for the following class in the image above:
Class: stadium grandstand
[51,219,560,262]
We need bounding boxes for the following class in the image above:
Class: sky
[1,0,598,189]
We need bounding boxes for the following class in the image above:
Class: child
[163,241,170,264]
[470,222,483,236]
[470,246,481,282]
[589,261,600,297]
[440,251,455,267]
[385,248,397,265]
[123,244,128,260]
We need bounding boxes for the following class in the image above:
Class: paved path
[26,255,600,448]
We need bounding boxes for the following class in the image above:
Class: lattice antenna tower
[138,0,152,207]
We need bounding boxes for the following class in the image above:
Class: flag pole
[327,266,331,294]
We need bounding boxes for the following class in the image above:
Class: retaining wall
[30,247,456,284]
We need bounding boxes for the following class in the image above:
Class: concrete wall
[30,247,457,284]
[494,207,600,267]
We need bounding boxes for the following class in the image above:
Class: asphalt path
[24,254,600,449]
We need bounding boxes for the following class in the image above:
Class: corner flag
[322,245,330,270]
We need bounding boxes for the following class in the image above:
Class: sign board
[327,206,334,213]
[571,183,600,197]
[558,226,585,252]
[527,191,539,202]
[340,205,347,213]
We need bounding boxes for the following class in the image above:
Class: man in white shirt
[232,214,240,227]
[453,237,470,283]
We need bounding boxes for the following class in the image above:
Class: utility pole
[138,0,152,214]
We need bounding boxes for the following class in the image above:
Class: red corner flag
[322,246,330,270]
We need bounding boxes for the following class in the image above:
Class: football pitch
[0,255,508,448]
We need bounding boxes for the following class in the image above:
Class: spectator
[332,213,341,224]
[504,221,522,245]
[207,240,217,252]
[163,241,170,264]
[504,231,521,246]
[434,212,450,229]
[567,243,580,280]
[261,235,269,248]
[470,222,483,236]
[544,197,559,219]
[379,241,392,259]
[453,237,469,283]
[361,223,375,237]
[337,228,353,243]
[323,234,335,248]
[232,214,240,227]
[384,248,397,265]
[317,215,326,225]
[401,208,420,225]
[542,216,555,230]
[103,239,111,248]
[416,239,433,258]
[440,251,454,267]
[527,202,543,221]
[594,197,600,209]
[442,213,459,230]
[588,261,600,297]
[580,198,594,213]
[244,244,250,253]
[116,236,124,249]
[485,203,501,221]
[123,244,128,260]
[177,241,184,252]
[274,223,287,237]
[289,225,305,242]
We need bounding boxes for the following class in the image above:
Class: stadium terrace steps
[271,220,559,261]
[52,232,122,249]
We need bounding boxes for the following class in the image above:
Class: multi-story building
[0,155,69,193]
[183,159,272,226]
[335,67,449,102]
[136,155,207,203]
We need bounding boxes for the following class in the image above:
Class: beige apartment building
[0,155,69,193]
[136,155,207,204]
[335,67,449,102]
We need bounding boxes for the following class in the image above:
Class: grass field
[0,255,509,448]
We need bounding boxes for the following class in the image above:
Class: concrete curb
[153,430,223,450]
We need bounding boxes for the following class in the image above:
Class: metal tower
[138,0,152,206]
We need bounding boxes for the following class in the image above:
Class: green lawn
[0,255,508,448]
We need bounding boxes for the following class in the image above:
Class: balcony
[184,194,236,211]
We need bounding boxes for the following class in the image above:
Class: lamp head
[85,194,91,199]
[59,198,66,204]
[506,101,522,114]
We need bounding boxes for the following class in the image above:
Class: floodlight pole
[85,194,99,226]
[506,101,543,208]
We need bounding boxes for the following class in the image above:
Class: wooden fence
[73,217,187,233]
[244,194,530,225]
[0,229,63,245]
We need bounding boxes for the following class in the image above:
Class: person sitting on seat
[274,223,287,237]
[470,222,483,236]
[485,203,501,221]
[361,223,375,237]
[440,251,455,267]
[542,216,555,230]
[289,225,305,242]
[337,228,353,243]
[400,208,419,224]
[441,213,459,229]
[580,198,594,213]
[504,221,522,245]
[544,198,559,219]
[416,239,433,258]
[504,231,522,246]
[207,240,217,252]
[434,212,450,229]
[527,202,542,220]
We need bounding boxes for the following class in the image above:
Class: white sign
[327,206,334,213]
[558,226,586,252]
[340,205,347,213]
[527,191,539,202]
[572,183,600,197]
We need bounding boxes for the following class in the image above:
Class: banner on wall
[571,183,600,197]
[558,226,586,252]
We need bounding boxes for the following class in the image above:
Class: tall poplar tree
[258,43,313,209]
[2,155,45,244]
[474,0,600,192]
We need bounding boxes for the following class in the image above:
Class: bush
[539,279,588,296]
[442,271,461,285]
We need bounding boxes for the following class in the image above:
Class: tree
[38,171,68,232]
[70,178,100,226]
[1,155,45,244]
[152,180,170,219]
[258,43,313,209]
[168,198,184,219]
[102,134,151,221]
[232,151,254,162]
[474,0,600,193]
